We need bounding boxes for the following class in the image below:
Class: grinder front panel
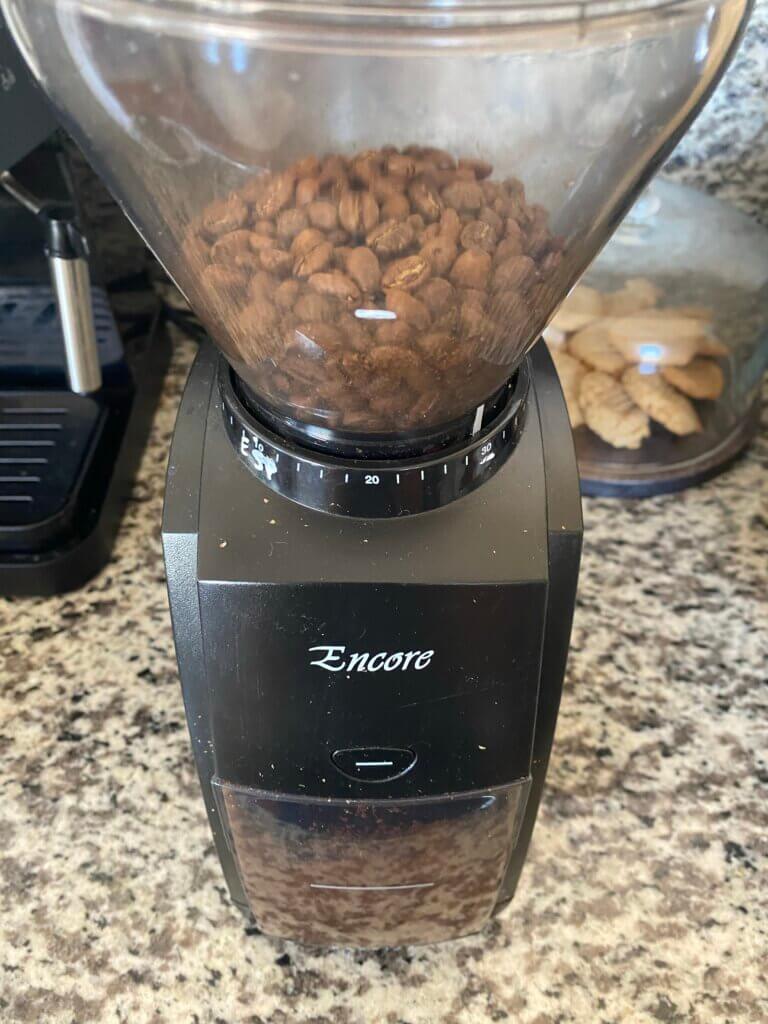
[200,578,545,944]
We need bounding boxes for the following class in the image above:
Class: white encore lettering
[309,645,434,672]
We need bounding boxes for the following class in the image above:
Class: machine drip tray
[0,391,104,550]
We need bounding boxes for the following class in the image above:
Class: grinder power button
[331,747,416,783]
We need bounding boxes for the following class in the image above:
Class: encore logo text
[309,645,434,673]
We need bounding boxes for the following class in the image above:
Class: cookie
[543,324,567,349]
[661,358,724,400]
[579,371,650,449]
[623,366,702,435]
[551,348,586,428]
[550,284,603,333]
[603,277,661,315]
[696,334,729,358]
[604,315,702,366]
[568,324,626,375]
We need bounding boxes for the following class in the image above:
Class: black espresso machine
[4,0,749,944]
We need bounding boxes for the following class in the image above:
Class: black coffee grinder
[163,336,581,946]
[5,0,748,946]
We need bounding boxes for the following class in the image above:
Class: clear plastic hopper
[2,0,751,445]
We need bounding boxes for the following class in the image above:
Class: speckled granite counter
[1,332,766,1024]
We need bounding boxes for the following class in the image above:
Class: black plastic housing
[162,340,582,946]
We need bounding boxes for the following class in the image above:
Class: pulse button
[331,747,417,783]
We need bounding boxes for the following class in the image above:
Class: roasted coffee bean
[201,262,248,293]
[292,227,329,257]
[381,193,411,222]
[201,196,248,238]
[492,254,536,290]
[408,180,442,222]
[370,174,408,202]
[294,240,333,278]
[249,233,277,252]
[260,248,292,275]
[253,219,276,236]
[450,248,491,289]
[211,229,254,261]
[338,191,379,236]
[460,220,497,253]
[421,237,458,277]
[274,279,301,311]
[458,157,493,180]
[384,289,431,330]
[349,150,382,187]
[250,171,295,219]
[478,205,503,235]
[307,200,338,231]
[440,208,462,243]
[276,208,308,242]
[366,219,415,258]
[382,254,431,291]
[319,154,348,184]
[290,155,321,179]
[239,298,279,332]
[375,321,413,345]
[296,177,320,207]
[294,292,336,322]
[460,287,487,309]
[416,277,455,316]
[420,223,441,244]
[442,180,483,212]
[407,214,426,235]
[416,330,453,363]
[343,247,381,293]
[494,232,526,265]
[327,229,350,246]
[308,272,361,303]
[247,271,277,302]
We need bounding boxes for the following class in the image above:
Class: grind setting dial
[221,361,529,518]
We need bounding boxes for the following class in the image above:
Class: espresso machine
[3,0,749,945]
[0,10,166,594]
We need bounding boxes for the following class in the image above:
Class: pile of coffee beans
[183,146,564,433]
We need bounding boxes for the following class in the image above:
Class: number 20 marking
[364,474,380,485]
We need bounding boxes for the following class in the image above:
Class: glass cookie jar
[545,179,767,496]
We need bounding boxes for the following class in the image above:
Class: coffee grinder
[4,0,749,945]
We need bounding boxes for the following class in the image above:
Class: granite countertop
[2,6,768,1017]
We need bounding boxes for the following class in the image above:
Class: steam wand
[1,170,102,394]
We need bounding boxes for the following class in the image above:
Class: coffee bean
[381,254,431,291]
[416,277,455,316]
[458,157,493,180]
[421,237,458,277]
[338,191,379,237]
[384,289,431,330]
[276,208,308,242]
[308,272,361,303]
[408,180,442,222]
[381,194,411,221]
[201,196,248,238]
[366,219,415,258]
[259,248,292,275]
[294,240,333,278]
[442,180,483,212]
[343,247,381,293]
[307,200,338,231]
[296,177,320,207]
[201,262,248,293]
[450,248,491,289]
[460,220,497,253]
[294,292,335,322]
[274,279,301,311]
